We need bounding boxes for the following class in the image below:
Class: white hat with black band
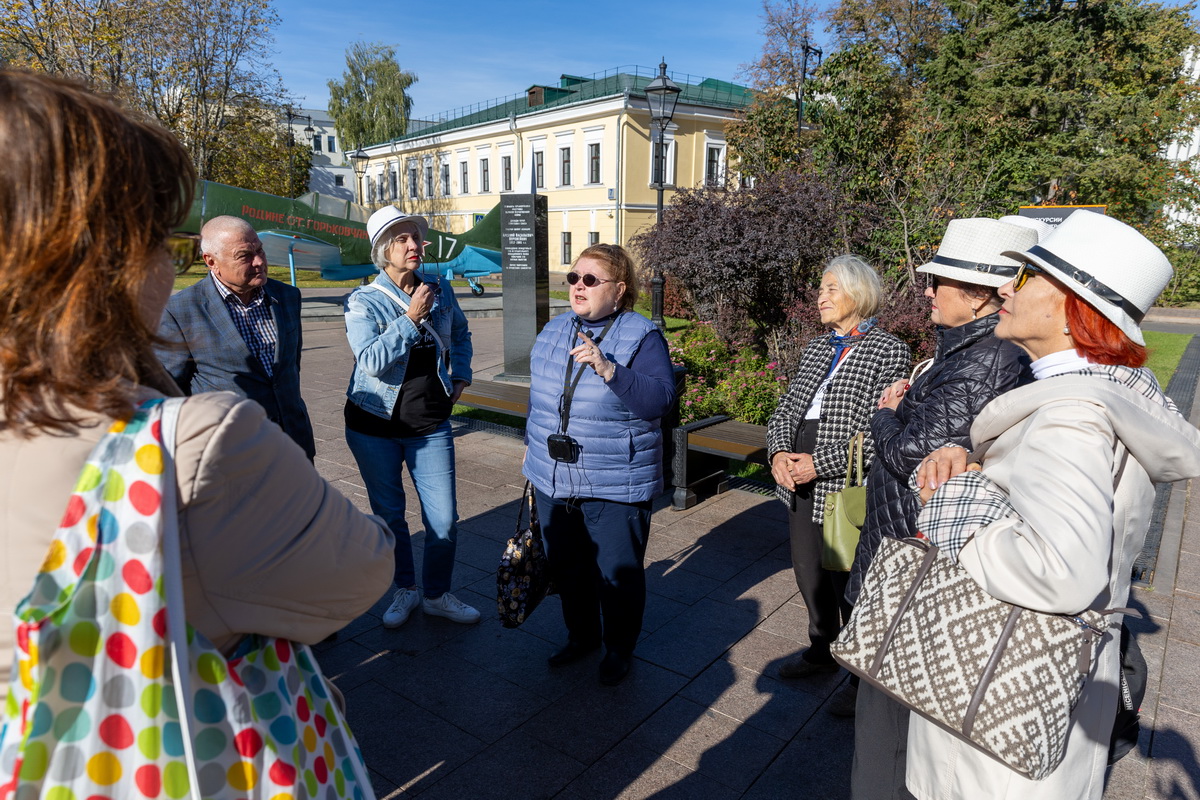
[917,218,1039,288]
[1001,210,1172,346]
[367,205,429,247]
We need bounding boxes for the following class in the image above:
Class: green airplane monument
[172,181,502,294]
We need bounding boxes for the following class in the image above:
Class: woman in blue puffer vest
[523,244,677,686]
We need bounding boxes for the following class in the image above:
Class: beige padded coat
[906,373,1200,800]
[1,389,395,705]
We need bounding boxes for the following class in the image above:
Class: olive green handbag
[822,432,866,571]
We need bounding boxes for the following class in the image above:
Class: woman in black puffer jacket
[847,217,1039,800]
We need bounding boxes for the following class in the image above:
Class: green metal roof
[387,65,754,143]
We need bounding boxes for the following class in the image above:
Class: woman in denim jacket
[344,207,478,628]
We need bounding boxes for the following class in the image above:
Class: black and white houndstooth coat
[766,327,910,523]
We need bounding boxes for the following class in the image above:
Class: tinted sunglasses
[1013,262,1044,292]
[566,272,616,287]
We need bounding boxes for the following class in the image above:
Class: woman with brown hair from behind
[0,71,394,709]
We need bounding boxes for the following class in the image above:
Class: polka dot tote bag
[0,398,376,799]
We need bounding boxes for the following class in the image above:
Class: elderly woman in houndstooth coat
[767,255,910,684]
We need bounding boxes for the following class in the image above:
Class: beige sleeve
[172,393,394,652]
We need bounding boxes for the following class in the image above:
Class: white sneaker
[382,588,420,628]
[422,592,481,624]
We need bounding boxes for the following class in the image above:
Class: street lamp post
[283,109,316,196]
[644,59,681,332]
[348,148,369,205]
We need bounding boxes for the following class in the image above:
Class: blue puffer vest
[523,311,663,503]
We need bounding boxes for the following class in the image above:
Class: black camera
[547,433,580,463]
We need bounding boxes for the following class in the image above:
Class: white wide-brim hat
[998,215,1054,242]
[917,218,1039,288]
[367,205,429,247]
[1001,210,1172,346]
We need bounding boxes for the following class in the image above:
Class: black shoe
[778,651,839,680]
[548,640,599,667]
[598,652,631,686]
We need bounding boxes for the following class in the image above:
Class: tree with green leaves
[1,0,303,196]
[327,42,417,150]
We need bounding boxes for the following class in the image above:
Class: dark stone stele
[498,194,549,381]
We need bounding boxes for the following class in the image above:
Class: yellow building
[356,66,753,266]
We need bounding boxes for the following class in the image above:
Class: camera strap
[558,314,618,435]
[362,282,445,352]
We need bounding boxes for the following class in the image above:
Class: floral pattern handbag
[497,482,554,628]
[0,398,375,799]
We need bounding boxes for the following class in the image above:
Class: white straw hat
[1001,210,1172,346]
[917,218,1039,288]
[366,206,429,247]
[998,215,1054,242]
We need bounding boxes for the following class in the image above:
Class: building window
[408,166,418,198]
[312,136,322,152]
[560,147,571,185]
[706,146,723,187]
[480,158,491,193]
[587,143,600,184]
[335,175,344,187]
[327,136,336,153]
[588,231,599,247]
[501,155,512,191]
[460,161,469,194]
[386,170,395,200]
[424,164,434,197]
[366,176,374,200]
[533,151,544,189]
[561,232,572,265]
[440,162,450,196]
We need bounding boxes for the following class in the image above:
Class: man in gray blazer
[156,216,317,459]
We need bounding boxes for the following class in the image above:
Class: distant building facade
[286,108,355,201]
[354,66,753,261]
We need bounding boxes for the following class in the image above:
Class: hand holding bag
[830,535,1128,780]
[821,432,867,571]
[497,483,554,628]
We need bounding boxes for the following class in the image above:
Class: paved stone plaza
[293,291,1200,799]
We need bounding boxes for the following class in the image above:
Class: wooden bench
[456,379,530,418]
[670,415,769,510]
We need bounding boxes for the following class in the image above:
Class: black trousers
[788,422,852,660]
[851,682,916,800]
[536,490,652,657]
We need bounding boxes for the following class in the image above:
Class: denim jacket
[344,270,473,419]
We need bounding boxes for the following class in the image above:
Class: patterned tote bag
[0,398,375,799]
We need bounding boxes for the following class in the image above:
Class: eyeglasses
[928,276,942,292]
[1012,262,1044,292]
[566,272,616,288]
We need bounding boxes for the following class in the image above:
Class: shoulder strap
[157,397,203,800]
[362,282,446,352]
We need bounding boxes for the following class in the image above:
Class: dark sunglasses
[566,271,616,288]
[1013,262,1044,292]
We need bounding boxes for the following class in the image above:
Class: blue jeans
[345,421,458,597]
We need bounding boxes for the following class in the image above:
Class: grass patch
[174,265,364,291]
[730,461,771,482]
[1144,330,1192,388]
[451,404,526,430]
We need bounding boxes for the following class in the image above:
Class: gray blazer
[155,276,316,459]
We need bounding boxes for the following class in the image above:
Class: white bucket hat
[917,218,1039,288]
[1001,210,1172,346]
[366,205,429,247]
[998,215,1054,242]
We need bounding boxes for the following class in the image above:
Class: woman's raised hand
[406,283,435,323]
[572,332,616,382]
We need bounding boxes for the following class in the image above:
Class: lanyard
[558,314,618,435]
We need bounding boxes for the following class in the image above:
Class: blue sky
[272,0,805,118]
